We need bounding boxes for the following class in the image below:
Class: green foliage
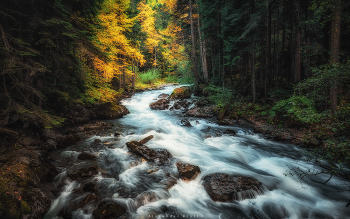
[295,63,350,111]
[270,95,326,124]
[207,85,235,108]
[163,73,178,83]
[176,60,194,84]
[137,69,161,84]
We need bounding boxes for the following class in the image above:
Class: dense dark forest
[185,0,350,184]
[1,0,350,218]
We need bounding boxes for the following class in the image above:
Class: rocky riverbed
[1,84,349,219]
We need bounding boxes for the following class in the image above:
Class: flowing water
[45,86,350,219]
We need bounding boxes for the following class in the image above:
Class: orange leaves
[137,0,162,52]
[92,0,144,80]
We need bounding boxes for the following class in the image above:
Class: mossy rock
[95,102,130,119]
[92,201,126,219]
[168,87,192,100]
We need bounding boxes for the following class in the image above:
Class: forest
[1,0,350,218]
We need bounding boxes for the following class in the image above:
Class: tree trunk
[281,0,286,80]
[330,0,342,113]
[294,0,301,82]
[265,2,271,99]
[198,19,208,82]
[189,0,202,87]
[330,0,342,64]
[252,42,256,104]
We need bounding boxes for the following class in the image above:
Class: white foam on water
[47,86,350,219]
[119,161,149,187]
[44,180,78,219]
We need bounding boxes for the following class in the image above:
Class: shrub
[137,69,161,84]
[207,85,236,108]
[270,95,326,125]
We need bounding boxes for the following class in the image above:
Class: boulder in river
[168,87,192,100]
[158,93,170,99]
[176,161,201,181]
[169,100,191,110]
[93,201,126,219]
[95,102,130,119]
[78,152,97,160]
[58,134,80,147]
[67,165,99,180]
[186,105,219,118]
[82,182,97,193]
[149,99,170,110]
[202,173,264,202]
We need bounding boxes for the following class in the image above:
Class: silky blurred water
[45,86,350,219]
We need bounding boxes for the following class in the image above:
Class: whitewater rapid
[47,86,350,219]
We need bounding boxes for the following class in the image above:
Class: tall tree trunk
[294,0,301,82]
[281,0,286,80]
[330,0,342,113]
[265,2,272,99]
[189,0,202,87]
[198,19,208,82]
[252,42,256,104]
[330,0,342,64]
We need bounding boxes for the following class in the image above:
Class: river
[45,85,350,219]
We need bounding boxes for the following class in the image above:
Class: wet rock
[94,139,102,143]
[168,87,192,100]
[165,178,177,190]
[217,120,231,126]
[186,105,219,118]
[67,165,99,180]
[139,135,154,145]
[126,140,172,165]
[149,99,170,110]
[202,173,264,202]
[83,182,97,193]
[76,194,98,209]
[158,93,170,99]
[58,134,80,147]
[134,192,158,209]
[78,152,97,161]
[114,131,122,137]
[223,129,236,136]
[50,189,61,198]
[169,100,192,111]
[180,119,192,127]
[92,201,126,219]
[176,162,201,181]
[95,102,130,119]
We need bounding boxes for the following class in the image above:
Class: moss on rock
[168,87,192,100]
